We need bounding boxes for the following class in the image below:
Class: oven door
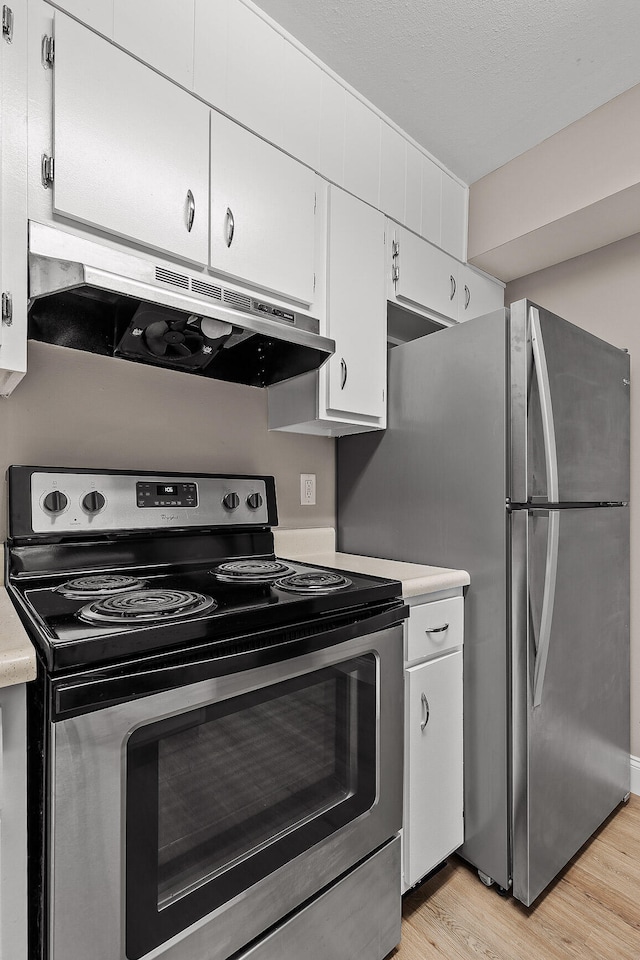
[48,613,404,960]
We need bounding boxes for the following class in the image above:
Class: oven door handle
[52,600,408,720]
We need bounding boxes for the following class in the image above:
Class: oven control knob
[247,492,263,510]
[43,490,68,514]
[82,491,106,514]
[222,492,240,510]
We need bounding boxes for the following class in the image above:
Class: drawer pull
[420,693,430,730]
[425,623,449,634]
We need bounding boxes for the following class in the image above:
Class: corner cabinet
[388,224,503,328]
[51,13,210,266]
[268,186,387,436]
[403,595,464,891]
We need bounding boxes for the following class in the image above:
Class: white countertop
[0,546,38,688]
[273,528,469,600]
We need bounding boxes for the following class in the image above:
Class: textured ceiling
[252,0,640,184]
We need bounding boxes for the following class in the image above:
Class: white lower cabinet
[0,684,29,960]
[268,186,386,436]
[457,263,505,322]
[403,596,464,891]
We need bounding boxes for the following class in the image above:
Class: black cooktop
[12,558,402,671]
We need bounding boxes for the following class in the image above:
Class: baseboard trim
[631,754,640,796]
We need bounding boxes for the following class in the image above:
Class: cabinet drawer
[406,597,463,663]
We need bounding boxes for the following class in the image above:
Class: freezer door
[510,300,630,504]
[511,506,630,906]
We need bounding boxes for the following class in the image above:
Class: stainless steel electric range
[5,466,407,960]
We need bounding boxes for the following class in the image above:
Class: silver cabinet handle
[2,5,14,42]
[420,692,430,731]
[425,623,449,634]
[464,284,471,309]
[186,190,195,233]
[340,358,348,389]
[449,275,456,300]
[225,207,235,248]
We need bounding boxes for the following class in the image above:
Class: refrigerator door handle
[530,306,559,502]
[532,510,560,707]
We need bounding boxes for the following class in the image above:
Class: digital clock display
[157,484,177,495]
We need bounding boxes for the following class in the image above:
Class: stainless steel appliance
[337,300,631,905]
[6,466,406,960]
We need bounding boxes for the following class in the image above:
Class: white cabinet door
[210,110,318,305]
[391,225,459,321]
[53,14,209,266]
[194,0,229,112]
[405,651,464,887]
[379,122,406,225]
[458,265,504,322]
[325,187,386,420]
[441,173,467,261]
[53,0,113,36]
[113,0,195,87]
[343,93,380,209]
[421,156,442,247]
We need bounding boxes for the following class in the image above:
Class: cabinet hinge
[391,238,400,284]
[2,5,13,43]
[41,153,54,187]
[1,291,13,326]
[41,34,54,67]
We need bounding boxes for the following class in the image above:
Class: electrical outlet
[300,473,316,506]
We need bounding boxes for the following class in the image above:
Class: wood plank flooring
[393,795,640,960]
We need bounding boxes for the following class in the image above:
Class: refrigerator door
[511,506,630,906]
[510,300,630,504]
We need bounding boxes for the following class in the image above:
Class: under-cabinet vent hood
[27,222,334,387]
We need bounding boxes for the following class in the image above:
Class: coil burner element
[57,574,148,599]
[78,589,216,624]
[273,571,353,594]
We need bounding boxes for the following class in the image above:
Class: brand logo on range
[161,514,179,521]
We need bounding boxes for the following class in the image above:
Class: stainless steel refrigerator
[337,299,630,905]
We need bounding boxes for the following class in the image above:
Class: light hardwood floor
[393,794,640,960]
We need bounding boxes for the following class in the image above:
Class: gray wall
[0,342,336,538]
[506,232,640,758]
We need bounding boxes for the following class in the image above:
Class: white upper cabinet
[210,110,318,306]
[421,156,442,247]
[52,0,114,37]
[441,173,467,260]
[404,143,422,235]
[52,14,209,265]
[390,224,459,322]
[379,122,406,225]
[325,186,386,420]
[317,71,345,186]
[225,1,284,146]
[343,93,380,209]
[457,264,504,322]
[194,0,229,113]
[113,0,195,88]
[278,41,322,170]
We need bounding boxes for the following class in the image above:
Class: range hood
[27,222,334,387]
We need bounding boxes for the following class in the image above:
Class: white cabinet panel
[113,0,195,88]
[379,122,406,224]
[226,1,284,145]
[194,0,230,112]
[406,597,464,664]
[343,93,380,208]
[325,187,386,419]
[210,110,317,305]
[441,173,467,261]
[53,14,209,265]
[278,41,321,170]
[405,651,464,887]
[52,0,113,36]
[458,265,504,322]
[404,143,422,234]
[391,226,459,322]
[421,156,442,247]
[317,72,345,186]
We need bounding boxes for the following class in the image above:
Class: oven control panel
[27,471,273,533]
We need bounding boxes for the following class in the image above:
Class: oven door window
[126,655,377,959]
